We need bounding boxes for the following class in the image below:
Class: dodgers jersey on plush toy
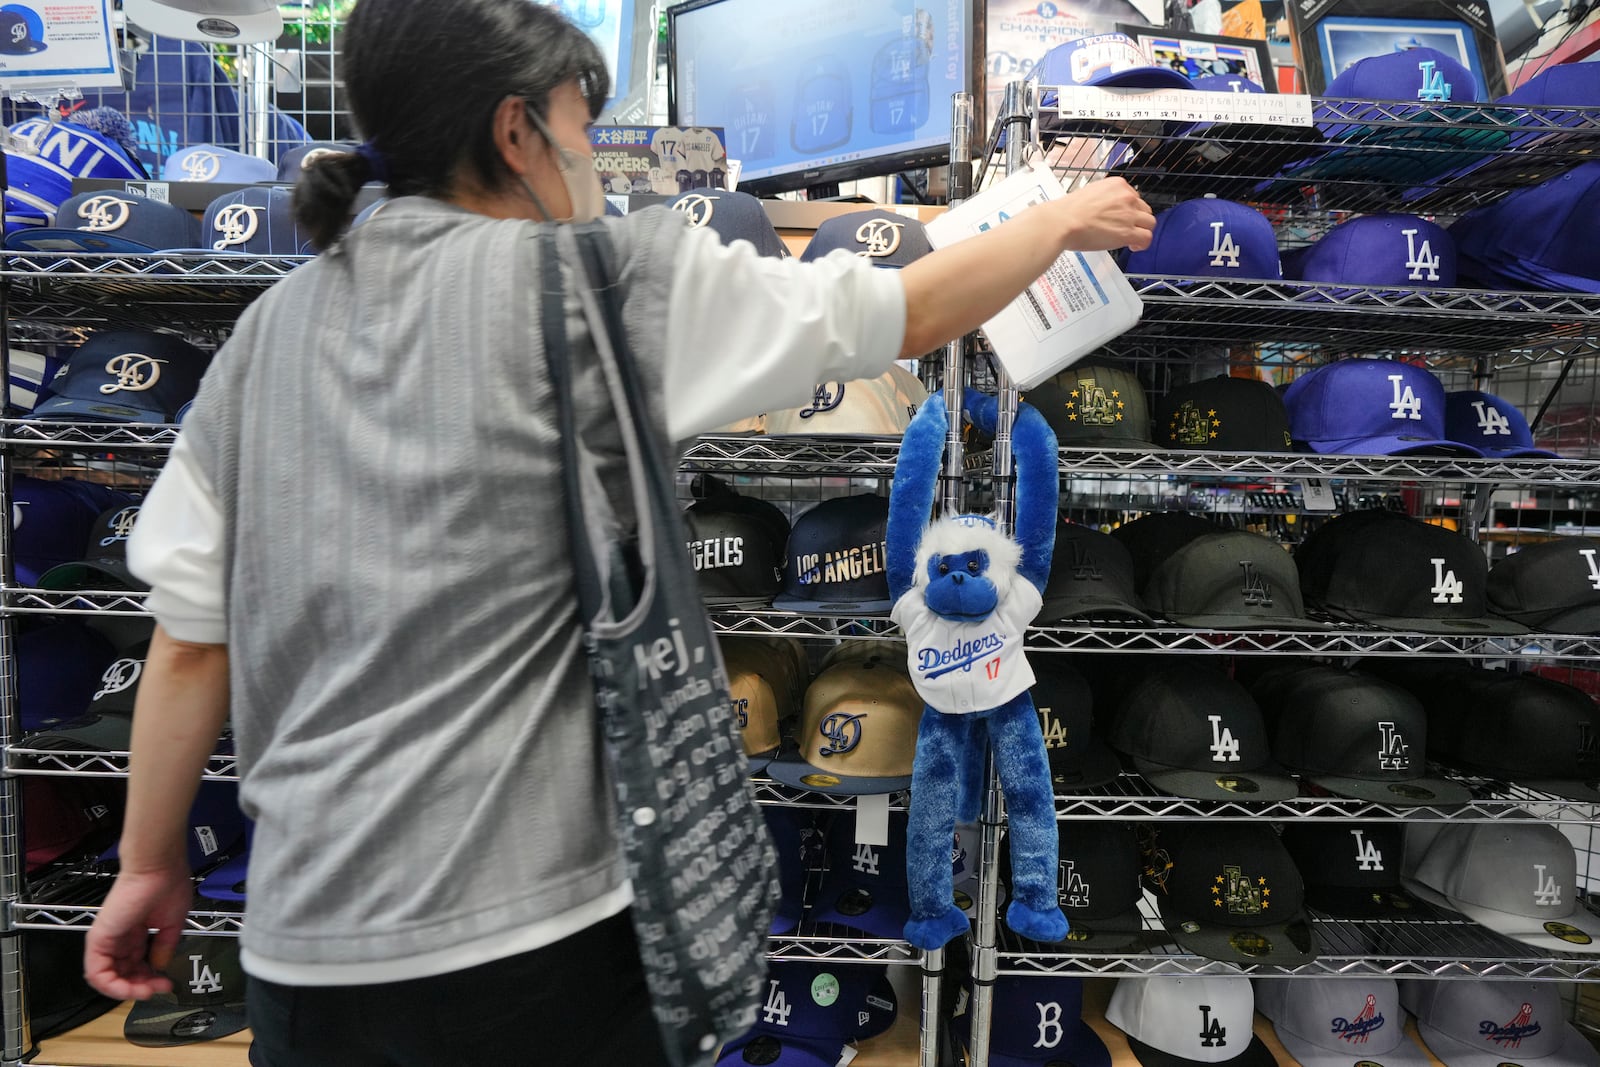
[888,388,1068,950]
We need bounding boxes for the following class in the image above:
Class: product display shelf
[5,745,238,780]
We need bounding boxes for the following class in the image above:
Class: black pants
[248,911,670,1066]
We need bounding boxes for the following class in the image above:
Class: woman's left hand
[84,862,195,1000]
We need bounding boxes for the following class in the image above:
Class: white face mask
[525,105,605,223]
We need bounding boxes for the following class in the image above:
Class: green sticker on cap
[1215,776,1260,794]
[1180,920,1201,934]
[1544,921,1593,945]
[800,773,841,788]
[811,973,840,1007]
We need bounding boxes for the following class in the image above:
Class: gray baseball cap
[1402,818,1600,954]
[1403,980,1600,1067]
[1106,976,1276,1067]
[1255,977,1433,1067]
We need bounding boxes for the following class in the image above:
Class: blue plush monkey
[888,388,1067,950]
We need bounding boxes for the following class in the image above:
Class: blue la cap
[666,189,789,259]
[1286,358,1480,457]
[715,961,898,1066]
[1125,197,1281,280]
[1286,214,1456,287]
[957,975,1112,1067]
[870,37,932,135]
[763,806,815,935]
[1452,162,1600,294]
[198,822,251,902]
[162,144,276,184]
[0,5,46,53]
[17,622,117,733]
[12,476,138,585]
[199,186,315,256]
[1500,62,1600,107]
[31,329,210,424]
[1324,47,1480,104]
[811,809,917,938]
[275,142,355,183]
[1031,33,1194,91]
[4,191,200,254]
[801,209,932,268]
[1189,73,1266,93]
[102,780,247,874]
[1445,391,1557,459]
[790,57,853,155]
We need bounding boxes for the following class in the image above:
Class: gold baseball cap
[767,658,922,795]
[720,639,795,772]
[818,639,908,674]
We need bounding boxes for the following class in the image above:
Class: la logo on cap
[855,218,903,257]
[1389,374,1423,420]
[182,151,223,181]
[99,354,164,395]
[1481,1002,1539,1046]
[761,978,792,1027]
[1070,375,1124,427]
[1332,993,1384,1043]
[1240,560,1272,606]
[1352,829,1384,871]
[673,193,716,227]
[818,709,865,755]
[1208,222,1242,269]
[1199,1004,1228,1046]
[1059,859,1090,907]
[1217,864,1268,915]
[213,204,262,250]
[78,195,133,233]
[1472,399,1512,436]
[1169,400,1221,445]
[1404,228,1443,282]
[1533,864,1562,907]
[1377,721,1410,770]
[1418,59,1452,101]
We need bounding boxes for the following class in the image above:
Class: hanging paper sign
[0,0,122,94]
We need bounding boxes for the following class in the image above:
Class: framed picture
[1116,24,1277,89]
[1315,15,1488,97]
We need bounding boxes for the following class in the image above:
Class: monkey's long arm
[887,390,947,602]
[963,389,1057,594]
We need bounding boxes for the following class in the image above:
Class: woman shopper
[81,0,1154,1062]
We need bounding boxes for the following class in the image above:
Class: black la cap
[1356,659,1496,766]
[772,494,891,614]
[1109,664,1298,802]
[1487,537,1600,634]
[684,503,784,608]
[1002,819,1146,951]
[1111,513,1223,591]
[1145,530,1325,630]
[1154,376,1294,453]
[1454,673,1600,802]
[1153,823,1317,966]
[1032,657,1121,792]
[1281,821,1421,918]
[1258,665,1471,808]
[1022,362,1159,450]
[1295,510,1528,635]
[1040,521,1153,625]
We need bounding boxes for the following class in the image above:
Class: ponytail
[293,149,380,250]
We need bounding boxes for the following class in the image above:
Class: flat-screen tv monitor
[667,0,972,195]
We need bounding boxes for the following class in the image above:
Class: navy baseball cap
[1155,375,1293,452]
[39,502,147,593]
[4,191,200,254]
[196,187,316,256]
[275,142,355,183]
[1030,33,1193,92]
[31,330,210,424]
[1285,214,1456,288]
[1280,822,1421,918]
[1151,823,1317,965]
[716,960,897,1066]
[1285,358,1479,457]
[1488,538,1600,633]
[102,780,247,874]
[667,189,789,259]
[1126,198,1282,280]
[772,495,892,614]
[198,822,251,902]
[162,144,276,184]
[1039,522,1154,625]
[1001,819,1145,951]
[956,974,1112,1067]
[800,209,932,267]
[789,57,853,155]
[0,6,45,52]
[11,476,137,585]
[1452,162,1600,294]
[809,808,914,938]
[16,622,117,733]
[1032,657,1122,792]
[1445,391,1556,458]
[761,805,816,934]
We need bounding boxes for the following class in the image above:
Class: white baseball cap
[1107,976,1275,1067]
[124,0,283,45]
[765,369,927,437]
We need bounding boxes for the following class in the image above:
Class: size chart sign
[1040,86,1315,127]
[0,1,121,94]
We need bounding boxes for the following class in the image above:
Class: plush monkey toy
[888,388,1067,950]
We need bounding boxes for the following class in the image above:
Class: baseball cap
[16,621,117,732]
[198,822,251,902]
[1030,33,1194,93]
[1445,391,1557,458]
[162,143,277,184]
[1155,376,1293,453]
[0,6,44,52]
[23,775,117,871]
[790,58,853,155]
[1022,362,1159,451]
[39,503,146,592]
[1295,509,1526,634]
[761,805,817,935]
[1110,512,1224,594]
[1107,976,1277,1067]
[800,209,932,267]
[956,974,1112,1067]
[1325,47,1480,106]
[3,191,200,253]
[23,929,120,1041]
[1003,820,1145,951]
[1488,538,1600,633]
[7,347,65,413]
[1144,530,1323,630]
[1257,665,1471,806]
[764,370,924,437]
[1126,199,1283,281]
[870,35,932,135]
[11,477,137,584]
[772,495,892,614]
[1285,359,1480,457]
[1280,822,1421,918]
[126,0,283,44]
[124,936,250,1047]
[1038,522,1153,625]
[1452,163,1600,294]
[1032,657,1121,792]
[716,960,897,1066]
[1256,977,1432,1067]
[767,656,921,795]
[1403,817,1600,953]
[1150,824,1317,965]
[686,502,785,608]
[1405,980,1600,1067]
[808,809,916,937]
[197,186,315,256]
[275,142,356,183]
[1286,214,1456,288]
[102,781,248,875]
[30,330,209,424]
[667,189,789,259]
[1450,673,1600,802]
[720,638,795,772]
[1108,664,1298,802]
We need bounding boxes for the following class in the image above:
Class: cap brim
[1297,434,1484,458]
[1090,69,1197,90]
[2,229,161,254]
[1127,1031,1278,1067]
[1049,738,1125,793]
[1417,1017,1600,1067]
[1275,1022,1437,1067]
[769,594,893,615]
[124,0,283,45]
[765,753,910,796]
[716,1032,851,1067]
[1439,894,1600,955]
[124,998,250,1047]
[743,747,778,776]
[1039,596,1155,625]
[1469,444,1561,458]
[1159,905,1319,965]
[1036,905,1147,953]
[38,560,145,591]
[1133,757,1301,802]
[1306,774,1473,808]
[701,593,777,609]
[810,873,912,938]
[1329,609,1529,636]
[28,396,164,423]
[25,712,133,752]
[1304,882,1427,919]
[1512,778,1600,803]
[1059,437,1164,453]
[1163,612,1333,631]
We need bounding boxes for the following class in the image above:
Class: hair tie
[354,141,390,184]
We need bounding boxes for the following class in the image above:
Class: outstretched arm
[888,391,947,602]
[1012,400,1059,593]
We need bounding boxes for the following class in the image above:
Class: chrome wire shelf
[753,778,909,811]
[3,587,149,616]
[1,251,308,328]
[1053,772,1600,824]
[11,901,245,936]
[6,744,237,780]
[0,417,180,452]
[683,435,905,476]
[996,896,1600,980]
[1056,446,1600,487]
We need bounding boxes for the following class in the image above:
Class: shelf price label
[1041,86,1315,128]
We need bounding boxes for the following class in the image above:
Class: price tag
[1300,479,1338,512]
[1041,86,1314,128]
[855,793,889,847]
